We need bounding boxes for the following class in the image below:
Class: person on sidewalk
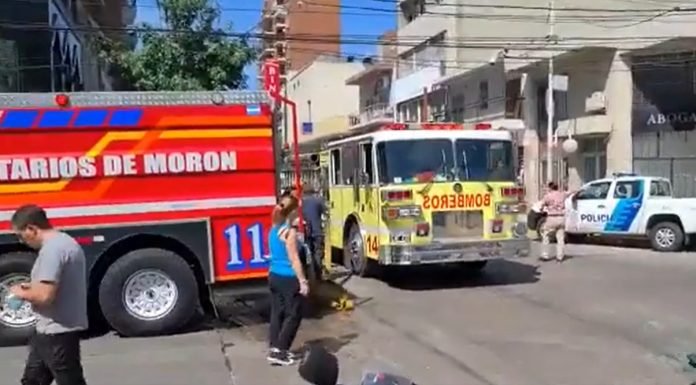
[9,204,88,385]
[540,182,570,262]
[267,191,310,366]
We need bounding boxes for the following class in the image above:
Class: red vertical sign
[262,60,281,100]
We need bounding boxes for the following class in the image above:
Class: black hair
[547,182,559,191]
[11,204,52,230]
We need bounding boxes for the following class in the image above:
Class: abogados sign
[631,58,696,133]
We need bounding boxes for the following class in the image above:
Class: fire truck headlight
[497,203,523,214]
[398,206,421,217]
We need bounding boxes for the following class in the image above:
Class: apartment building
[392,0,696,199]
[0,0,136,92]
[259,0,340,83]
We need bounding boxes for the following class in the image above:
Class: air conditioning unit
[585,91,606,114]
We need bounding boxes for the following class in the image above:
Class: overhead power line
[0,20,690,47]
[12,0,696,25]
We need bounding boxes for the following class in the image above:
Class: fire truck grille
[431,210,484,242]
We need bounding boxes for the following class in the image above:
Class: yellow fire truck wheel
[343,223,376,277]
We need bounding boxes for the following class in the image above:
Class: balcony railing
[348,103,394,127]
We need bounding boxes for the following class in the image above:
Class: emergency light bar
[381,122,495,131]
[0,91,269,108]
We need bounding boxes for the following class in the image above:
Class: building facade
[283,57,364,148]
[344,31,398,134]
[0,0,135,93]
[391,0,696,199]
[259,0,340,84]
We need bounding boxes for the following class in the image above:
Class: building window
[0,40,19,92]
[580,137,607,182]
[398,99,421,122]
[479,81,488,110]
[449,93,464,122]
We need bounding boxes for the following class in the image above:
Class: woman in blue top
[267,190,309,366]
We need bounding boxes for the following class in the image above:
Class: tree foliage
[99,0,255,91]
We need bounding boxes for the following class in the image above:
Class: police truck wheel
[343,224,374,277]
[649,222,684,252]
[0,252,37,346]
[99,248,199,337]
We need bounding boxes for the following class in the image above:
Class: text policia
[0,151,237,181]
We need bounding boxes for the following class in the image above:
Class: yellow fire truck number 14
[365,234,379,255]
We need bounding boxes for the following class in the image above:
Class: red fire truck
[0,91,279,345]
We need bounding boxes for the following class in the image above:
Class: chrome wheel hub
[655,228,676,248]
[122,270,178,321]
[0,274,37,328]
[350,233,364,268]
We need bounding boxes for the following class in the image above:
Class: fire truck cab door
[328,148,343,247]
[358,141,375,214]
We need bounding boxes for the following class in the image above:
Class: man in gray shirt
[10,204,88,385]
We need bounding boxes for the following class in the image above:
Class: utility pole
[545,0,556,184]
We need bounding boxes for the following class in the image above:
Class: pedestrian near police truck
[267,191,310,366]
[540,182,570,262]
[9,204,88,385]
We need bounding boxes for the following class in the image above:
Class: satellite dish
[562,138,578,154]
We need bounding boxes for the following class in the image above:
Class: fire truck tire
[98,248,199,337]
[343,224,375,277]
[0,252,37,346]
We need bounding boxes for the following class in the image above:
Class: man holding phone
[9,204,88,385]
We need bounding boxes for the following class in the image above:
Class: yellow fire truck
[314,122,530,277]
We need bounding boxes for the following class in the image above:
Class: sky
[135,0,397,90]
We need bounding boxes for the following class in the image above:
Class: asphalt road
[2,242,696,385]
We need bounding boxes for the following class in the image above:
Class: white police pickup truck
[564,174,696,251]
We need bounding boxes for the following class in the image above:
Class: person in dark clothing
[267,191,309,366]
[301,186,327,274]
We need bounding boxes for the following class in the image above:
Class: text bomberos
[0,151,237,182]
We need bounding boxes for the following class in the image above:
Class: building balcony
[345,62,392,86]
[554,114,611,138]
[391,65,444,105]
[348,103,394,130]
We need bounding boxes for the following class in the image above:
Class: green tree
[99,0,255,91]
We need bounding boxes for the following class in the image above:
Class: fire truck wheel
[98,248,198,337]
[0,252,37,346]
[343,224,375,277]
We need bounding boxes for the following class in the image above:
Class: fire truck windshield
[456,139,514,181]
[376,139,455,184]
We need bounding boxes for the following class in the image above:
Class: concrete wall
[285,60,364,142]
[396,2,458,76]
[299,115,349,143]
